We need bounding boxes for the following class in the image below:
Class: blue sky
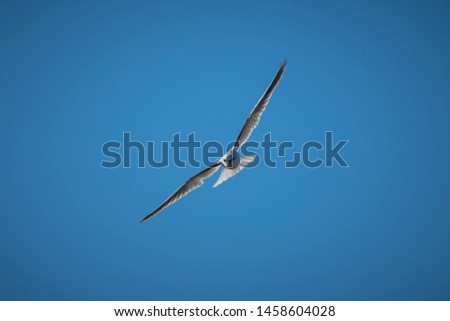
[1,0,450,300]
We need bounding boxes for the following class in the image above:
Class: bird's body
[140,59,287,223]
[222,149,240,169]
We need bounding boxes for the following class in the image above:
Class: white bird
[140,59,287,222]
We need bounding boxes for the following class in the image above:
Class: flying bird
[140,59,287,222]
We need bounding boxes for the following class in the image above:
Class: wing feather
[234,59,287,148]
[140,163,221,222]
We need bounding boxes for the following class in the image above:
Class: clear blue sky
[1,0,450,300]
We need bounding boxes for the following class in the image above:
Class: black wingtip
[280,58,288,68]
[139,213,151,224]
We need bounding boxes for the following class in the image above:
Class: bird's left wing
[140,163,221,222]
[233,59,287,149]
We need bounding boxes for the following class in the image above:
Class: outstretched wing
[140,163,221,222]
[234,59,287,149]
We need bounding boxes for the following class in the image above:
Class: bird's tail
[213,154,256,188]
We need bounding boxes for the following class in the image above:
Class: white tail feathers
[213,154,256,188]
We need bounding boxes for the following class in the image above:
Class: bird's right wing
[233,59,287,149]
[140,163,221,222]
